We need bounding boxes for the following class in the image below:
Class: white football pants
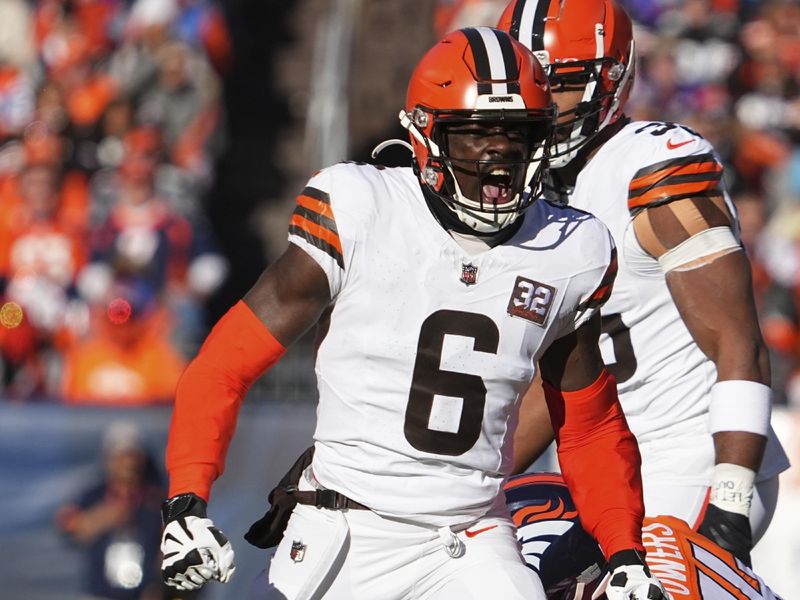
[249,481,545,600]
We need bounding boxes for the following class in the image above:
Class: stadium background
[0,0,797,598]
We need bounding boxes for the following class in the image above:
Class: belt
[289,488,369,511]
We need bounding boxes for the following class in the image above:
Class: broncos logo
[513,496,579,527]
[514,498,579,571]
[504,472,605,596]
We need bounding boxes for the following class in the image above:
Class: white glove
[593,550,671,600]
[161,494,235,590]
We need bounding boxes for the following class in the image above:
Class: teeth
[489,168,510,176]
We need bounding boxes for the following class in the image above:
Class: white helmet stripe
[508,0,550,53]
[476,27,512,95]
[463,27,521,96]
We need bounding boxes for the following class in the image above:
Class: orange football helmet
[498,0,635,167]
[400,27,555,234]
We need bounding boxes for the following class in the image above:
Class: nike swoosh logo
[666,138,692,150]
[465,525,498,538]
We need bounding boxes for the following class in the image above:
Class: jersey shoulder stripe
[289,185,344,269]
[628,153,723,212]
[577,246,618,313]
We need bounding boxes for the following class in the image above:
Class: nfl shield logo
[460,263,478,286]
[290,540,306,562]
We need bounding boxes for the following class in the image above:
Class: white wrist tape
[709,463,756,516]
[708,380,771,436]
[657,226,740,273]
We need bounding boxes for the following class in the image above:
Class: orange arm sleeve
[166,301,286,500]
[543,369,645,558]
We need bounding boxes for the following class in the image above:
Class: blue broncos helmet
[504,473,606,600]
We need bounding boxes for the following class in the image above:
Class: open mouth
[481,168,513,207]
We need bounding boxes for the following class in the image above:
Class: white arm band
[657,226,740,273]
[708,380,771,436]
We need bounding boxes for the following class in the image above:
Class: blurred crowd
[436,0,800,406]
[55,421,171,600]
[0,0,230,404]
[2,0,800,412]
[0,0,800,404]
[0,1,793,598]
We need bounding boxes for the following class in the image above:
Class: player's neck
[449,229,511,254]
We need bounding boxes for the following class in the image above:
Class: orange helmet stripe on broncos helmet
[498,0,635,168]
[400,26,555,234]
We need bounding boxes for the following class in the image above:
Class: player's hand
[160,493,235,590]
[595,549,671,600]
[697,503,752,567]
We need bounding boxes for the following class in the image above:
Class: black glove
[602,549,670,600]
[697,503,753,567]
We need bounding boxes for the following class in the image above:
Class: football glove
[160,493,235,590]
[595,549,671,600]
[697,503,752,567]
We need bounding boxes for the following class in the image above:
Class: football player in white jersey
[158,27,667,600]
[505,473,785,600]
[498,0,790,567]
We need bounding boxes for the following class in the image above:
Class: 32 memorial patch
[507,276,556,326]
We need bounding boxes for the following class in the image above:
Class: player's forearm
[713,430,766,471]
[668,254,772,461]
[167,300,286,500]
[712,332,770,385]
[707,377,770,474]
[544,370,645,559]
[705,357,770,531]
[512,421,554,475]
[512,374,555,474]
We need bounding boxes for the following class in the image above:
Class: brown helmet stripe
[463,27,523,96]
[463,27,493,95]
[493,28,521,94]
[509,0,551,52]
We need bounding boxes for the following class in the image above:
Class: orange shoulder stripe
[290,214,343,256]
[628,179,721,210]
[296,194,335,220]
[630,160,721,192]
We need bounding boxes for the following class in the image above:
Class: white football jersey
[565,120,789,485]
[288,162,616,527]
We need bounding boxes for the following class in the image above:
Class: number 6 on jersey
[404,309,499,456]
